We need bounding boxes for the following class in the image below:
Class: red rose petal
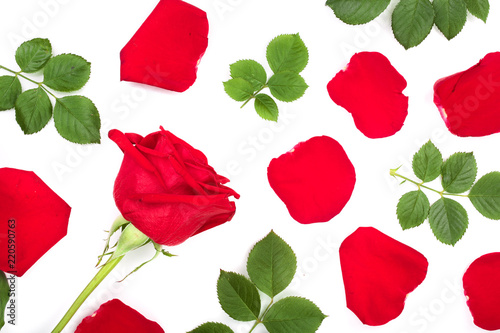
[267,136,355,224]
[433,52,500,137]
[463,252,500,330]
[110,128,239,246]
[327,52,408,138]
[339,227,428,326]
[120,0,209,92]
[75,299,164,333]
[0,168,71,277]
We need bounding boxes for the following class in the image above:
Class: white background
[1,0,500,332]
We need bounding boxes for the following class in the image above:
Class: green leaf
[268,72,308,102]
[433,0,467,40]
[262,297,326,333]
[217,270,261,321]
[392,0,435,49]
[15,87,53,134]
[0,271,9,330]
[254,94,279,121]
[0,75,22,111]
[412,140,443,182]
[15,38,52,73]
[223,78,254,102]
[230,60,267,91]
[53,95,101,144]
[43,54,91,92]
[397,190,430,230]
[325,0,391,25]
[429,197,468,245]
[247,231,297,298]
[188,322,234,333]
[469,172,500,220]
[464,0,489,22]
[441,152,477,194]
[266,34,309,74]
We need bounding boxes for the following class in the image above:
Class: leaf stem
[51,256,124,333]
[248,297,274,333]
[390,170,469,198]
[241,85,268,109]
[0,64,41,86]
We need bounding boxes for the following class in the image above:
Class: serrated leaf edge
[43,53,91,92]
[428,198,468,246]
[265,33,309,74]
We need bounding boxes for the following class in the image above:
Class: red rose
[109,127,239,246]
[0,168,71,277]
[75,299,164,333]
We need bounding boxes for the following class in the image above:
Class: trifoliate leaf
[230,60,266,91]
[53,95,101,144]
[433,0,467,40]
[15,87,52,134]
[412,140,443,182]
[268,72,308,102]
[254,94,278,121]
[217,270,260,322]
[464,0,489,22]
[43,54,91,92]
[188,322,234,333]
[266,34,308,74]
[325,0,391,25]
[397,191,430,230]
[469,172,500,220]
[0,271,9,330]
[15,38,52,73]
[0,75,22,111]
[441,152,477,194]
[223,78,254,102]
[247,231,297,298]
[262,297,326,333]
[392,0,435,49]
[429,197,468,245]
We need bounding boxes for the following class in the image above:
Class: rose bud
[433,52,500,137]
[75,299,164,333]
[109,127,239,246]
[0,168,71,277]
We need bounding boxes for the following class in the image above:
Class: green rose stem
[51,256,124,333]
[390,168,468,198]
[248,298,274,333]
[0,64,59,99]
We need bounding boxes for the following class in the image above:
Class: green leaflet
[392,0,435,49]
[224,34,309,121]
[433,0,468,40]
[325,0,391,25]
[429,198,468,246]
[15,88,52,134]
[397,190,430,230]
[0,38,100,144]
[412,140,443,182]
[247,231,297,298]
[188,322,234,333]
[217,271,261,321]
[441,152,477,194]
[469,172,500,220]
[464,0,489,22]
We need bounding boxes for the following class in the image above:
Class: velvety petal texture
[327,52,408,138]
[267,136,355,224]
[339,227,428,326]
[120,0,209,92]
[75,299,164,333]
[463,252,500,330]
[0,168,71,277]
[110,127,239,246]
[433,52,500,137]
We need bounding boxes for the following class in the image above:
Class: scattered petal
[327,52,408,138]
[463,252,500,330]
[433,52,500,137]
[110,128,239,246]
[75,299,164,333]
[120,0,209,92]
[0,168,71,277]
[339,227,428,325]
[267,136,355,224]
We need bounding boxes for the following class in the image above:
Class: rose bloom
[109,127,239,246]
